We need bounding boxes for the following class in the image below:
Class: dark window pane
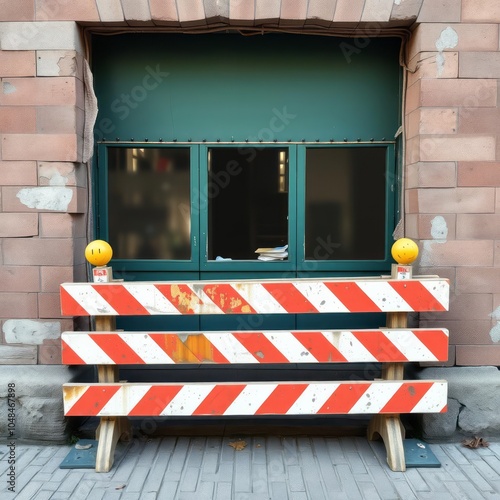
[208,148,288,260]
[305,148,386,260]
[108,147,191,260]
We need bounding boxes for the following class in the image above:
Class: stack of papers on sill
[255,245,288,261]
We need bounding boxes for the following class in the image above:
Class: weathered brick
[3,238,74,266]
[40,266,74,293]
[458,162,500,187]
[0,1,35,21]
[38,292,63,319]
[405,213,456,240]
[0,266,40,292]
[333,0,364,22]
[281,0,308,24]
[361,0,393,22]
[0,213,38,237]
[417,0,461,22]
[405,80,421,115]
[421,79,497,108]
[419,240,493,267]
[95,0,125,22]
[36,50,83,78]
[0,77,81,107]
[0,292,38,318]
[405,188,419,214]
[38,162,86,187]
[417,187,495,214]
[407,52,458,86]
[406,162,456,189]
[456,267,500,294]
[2,134,81,162]
[0,160,37,185]
[457,214,500,239]
[121,0,153,22]
[39,213,86,238]
[497,188,500,213]
[419,136,495,162]
[176,0,206,24]
[0,106,36,133]
[36,106,84,134]
[0,50,35,76]
[420,319,494,345]
[460,52,500,79]
[459,108,500,135]
[420,108,457,135]
[39,339,62,364]
[0,345,37,364]
[35,0,99,22]
[422,293,493,322]
[462,0,500,22]
[0,22,82,51]
[456,345,500,366]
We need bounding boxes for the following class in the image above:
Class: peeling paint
[421,216,448,266]
[435,27,458,77]
[16,186,73,211]
[3,319,61,345]
[3,82,16,94]
[57,54,77,75]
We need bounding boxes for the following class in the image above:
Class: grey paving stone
[471,458,500,481]
[201,450,219,475]
[366,465,400,498]
[286,464,306,492]
[357,480,382,500]
[270,481,289,499]
[169,438,191,473]
[404,468,431,492]
[234,448,251,492]
[282,437,300,465]
[87,487,107,500]
[177,481,214,500]
[325,437,348,465]
[56,471,85,493]
[252,438,267,465]
[186,437,206,468]
[391,480,419,500]
[33,491,53,500]
[461,463,499,492]
[13,480,44,500]
[215,482,232,500]
[336,463,362,500]
[251,463,269,494]
[157,480,178,499]
[217,461,234,482]
[125,465,151,492]
[180,466,200,492]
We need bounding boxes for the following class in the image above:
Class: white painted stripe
[62,284,118,315]
[287,383,340,414]
[62,333,115,364]
[336,332,378,362]
[293,282,350,313]
[383,330,437,362]
[357,281,412,312]
[410,382,448,413]
[99,385,151,416]
[349,382,401,414]
[160,384,216,416]
[124,284,180,315]
[192,285,227,314]
[118,333,175,364]
[204,333,259,364]
[419,280,450,311]
[224,384,278,415]
[263,332,319,363]
[235,284,288,314]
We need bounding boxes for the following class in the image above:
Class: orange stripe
[292,332,348,362]
[380,382,434,413]
[202,284,256,314]
[323,282,380,313]
[90,334,145,364]
[93,285,149,315]
[412,329,449,361]
[64,385,120,416]
[351,331,407,362]
[60,287,89,316]
[61,339,86,365]
[262,283,318,313]
[192,385,246,415]
[233,332,289,363]
[389,281,447,312]
[318,383,371,414]
[155,284,201,314]
[129,386,183,416]
[256,384,308,414]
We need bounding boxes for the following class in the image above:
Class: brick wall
[0,0,499,367]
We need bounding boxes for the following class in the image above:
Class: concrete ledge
[415,366,500,441]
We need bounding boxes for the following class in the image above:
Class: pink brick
[457,214,500,239]
[0,213,38,237]
[421,108,457,135]
[459,108,500,135]
[426,319,493,345]
[421,79,497,108]
[36,106,84,134]
[38,292,63,319]
[406,162,456,189]
[422,239,493,267]
[229,0,256,25]
[405,188,419,214]
[495,242,500,267]
[405,213,456,240]
[422,293,492,322]
[38,162,86,187]
[3,238,74,266]
[95,0,125,22]
[417,0,461,22]
[0,51,36,77]
[462,0,500,22]
[35,0,99,21]
[417,266,456,285]
[176,0,206,24]
[333,0,364,22]
[460,52,500,78]
[0,266,40,292]
[0,77,81,107]
[0,160,37,185]
[2,186,86,213]
[0,293,37,318]
[41,266,74,292]
[0,1,35,20]
[405,81,421,115]
[40,213,86,238]
[407,52,458,86]
[458,162,500,187]
[417,187,495,213]
[457,267,500,294]
[361,0,393,22]
[456,345,500,366]
[0,106,36,133]
[39,339,61,364]
[419,136,495,162]
[2,134,80,162]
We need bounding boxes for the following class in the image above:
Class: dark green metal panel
[92,34,401,143]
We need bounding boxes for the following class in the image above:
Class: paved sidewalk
[1,435,500,499]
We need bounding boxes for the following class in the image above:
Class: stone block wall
[0,0,499,439]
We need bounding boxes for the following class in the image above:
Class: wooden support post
[367,263,411,472]
[94,315,131,473]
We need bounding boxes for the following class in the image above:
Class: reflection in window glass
[208,148,288,260]
[107,147,191,260]
[305,148,386,260]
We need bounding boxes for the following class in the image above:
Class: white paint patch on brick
[435,27,458,77]
[3,319,61,345]
[2,82,16,94]
[489,307,500,343]
[421,216,448,266]
[394,0,402,5]
[16,186,73,211]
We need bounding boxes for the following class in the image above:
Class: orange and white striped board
[63,380,448,417]
[60,278,450,316]
[61,329,449,365]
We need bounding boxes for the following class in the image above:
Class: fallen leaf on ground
[461,436,489,448]
[228,440,247,451]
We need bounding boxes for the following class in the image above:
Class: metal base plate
[59,439,97,469]
[404,439,441,468]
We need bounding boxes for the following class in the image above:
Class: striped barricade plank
[60,278,450,317]
[63,380,448,417]
[61,329,450,365]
